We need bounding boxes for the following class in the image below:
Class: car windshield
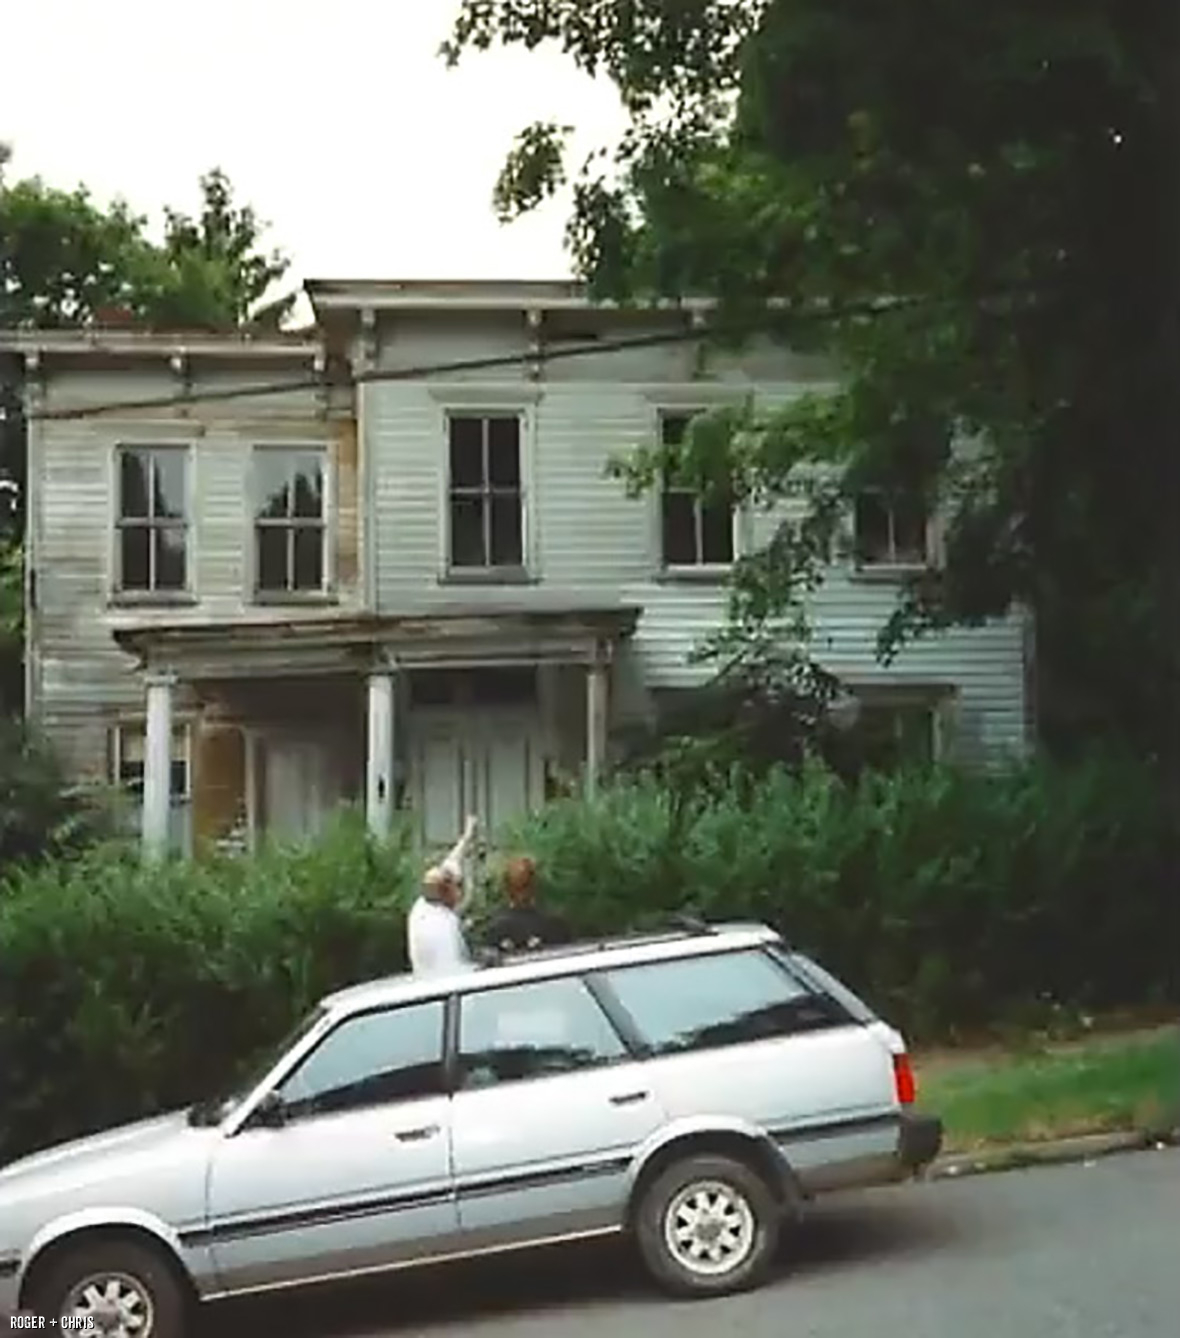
[186,1004,328,1127]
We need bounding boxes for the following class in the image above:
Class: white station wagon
[0,921,942,1336]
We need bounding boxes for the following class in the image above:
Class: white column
[585,655,608,798]
[366,671,395,838]
[142,671,176,860]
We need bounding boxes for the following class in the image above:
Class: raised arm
[439,814,479,881]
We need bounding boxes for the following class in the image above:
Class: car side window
[457,976,628,1090]
[599,948,848,1057]
[276,1000,446,1121]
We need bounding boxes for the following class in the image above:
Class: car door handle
[394,1124,440,1142]
[609,1091,649,1106]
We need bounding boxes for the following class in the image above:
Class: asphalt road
[208,1147,1180,1338]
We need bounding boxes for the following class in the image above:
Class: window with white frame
[659,412,735,568]
[115,445,189,593]
[447,414,524,572]
[252,447,327,595]
[110,723,191,801]
[853,489,932,568]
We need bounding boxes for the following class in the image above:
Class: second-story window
[253,447,327,595]
[116,446,188,593]
[659,412,735,568]
[853,489,932,568]
[447,414,524,572]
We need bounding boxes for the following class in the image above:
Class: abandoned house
[5,280,1032,856]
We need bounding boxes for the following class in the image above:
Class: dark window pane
[450,495,486,567]
[119,450,150,520]
[278,1001,446,1120]
[700,498,734,564]
[256,526,289,591]
[602,949,844,1057]
[487,417,521,486]
[489,495,523,567]
[854,492,892,563]
[120,526,150,590]
[660,414,691,448]
[449,417,485,489]
[457,977,627,1090]
[470,667,537,707]
[891,494,929,564]
[170,759,188,796]
[858,704,935,771]
[254,451,292,520]
[152,450,187,520]
[291,455,324,519]
[154,526,187,591]
[293,525,324,590]
[662,491,698,565]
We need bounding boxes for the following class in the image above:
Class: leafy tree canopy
[444,0,1180,764]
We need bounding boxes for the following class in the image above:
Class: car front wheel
[29,1237,188,1338]
[634,1152,781,1298]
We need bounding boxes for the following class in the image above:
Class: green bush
[0,814,416,1166]
[506,751,1180,1037]
[0,717,117,871]
[0,752,1176,1168]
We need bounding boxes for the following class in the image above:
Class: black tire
[633,1153,781,1299]
[28,1237,189,1338]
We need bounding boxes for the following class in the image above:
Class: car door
[449,975,667,1251]
[205,998,459,1294]
[594,947,901,1175]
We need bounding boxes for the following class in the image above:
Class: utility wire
[25,324,745,424]
[17,284,1038,424]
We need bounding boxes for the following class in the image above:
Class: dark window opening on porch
[409,666,537,709]
[448,414,524,571]
[854,700,938,770]
[853,489,931,567]
[253,447,326,594]
[659,412,734,567]
[116,445,188,592]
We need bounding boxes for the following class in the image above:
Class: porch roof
[112,602,642,679]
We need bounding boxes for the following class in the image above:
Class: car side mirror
[251,1090,288,1129]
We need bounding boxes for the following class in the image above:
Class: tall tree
[444,0,1180,765]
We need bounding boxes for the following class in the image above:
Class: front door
[410,707,545,846]
[205,999,458,1294]
[449,976,666,1250]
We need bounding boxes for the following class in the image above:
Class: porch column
[366,670,395,838]
[585,654,608,798]
[142,671,176,860]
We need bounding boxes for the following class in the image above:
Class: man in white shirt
[406,814,479,975]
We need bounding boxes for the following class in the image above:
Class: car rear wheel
[634,1153,781,1298]
[29,1237,188,1338]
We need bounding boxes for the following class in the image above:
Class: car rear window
[595,947,852,1058]
[770,947,881,1024]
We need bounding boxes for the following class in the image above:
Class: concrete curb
[927,1126,1180,1181]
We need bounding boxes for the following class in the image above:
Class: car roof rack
[488,914,719,967]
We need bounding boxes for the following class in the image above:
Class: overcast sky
[2,0,627,286]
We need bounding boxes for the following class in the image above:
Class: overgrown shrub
[505,750,1180,1036]
[0,718,117,871]
[0,814,415,1165]
[0,752,1176,1168]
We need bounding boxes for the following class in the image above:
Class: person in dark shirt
[484,855,571,954]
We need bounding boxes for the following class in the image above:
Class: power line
[17,283,1040,424]
[25,324,744,424]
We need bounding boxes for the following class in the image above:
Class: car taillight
[893,1053,917,1105]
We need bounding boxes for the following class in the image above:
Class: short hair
[503,855,537,900]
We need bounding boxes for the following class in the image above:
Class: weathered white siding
[28,356,353,776]
[364,312,1029,764]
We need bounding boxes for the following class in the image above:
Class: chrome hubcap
[663,1178,757,1276]
[62,1272,154,1336]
